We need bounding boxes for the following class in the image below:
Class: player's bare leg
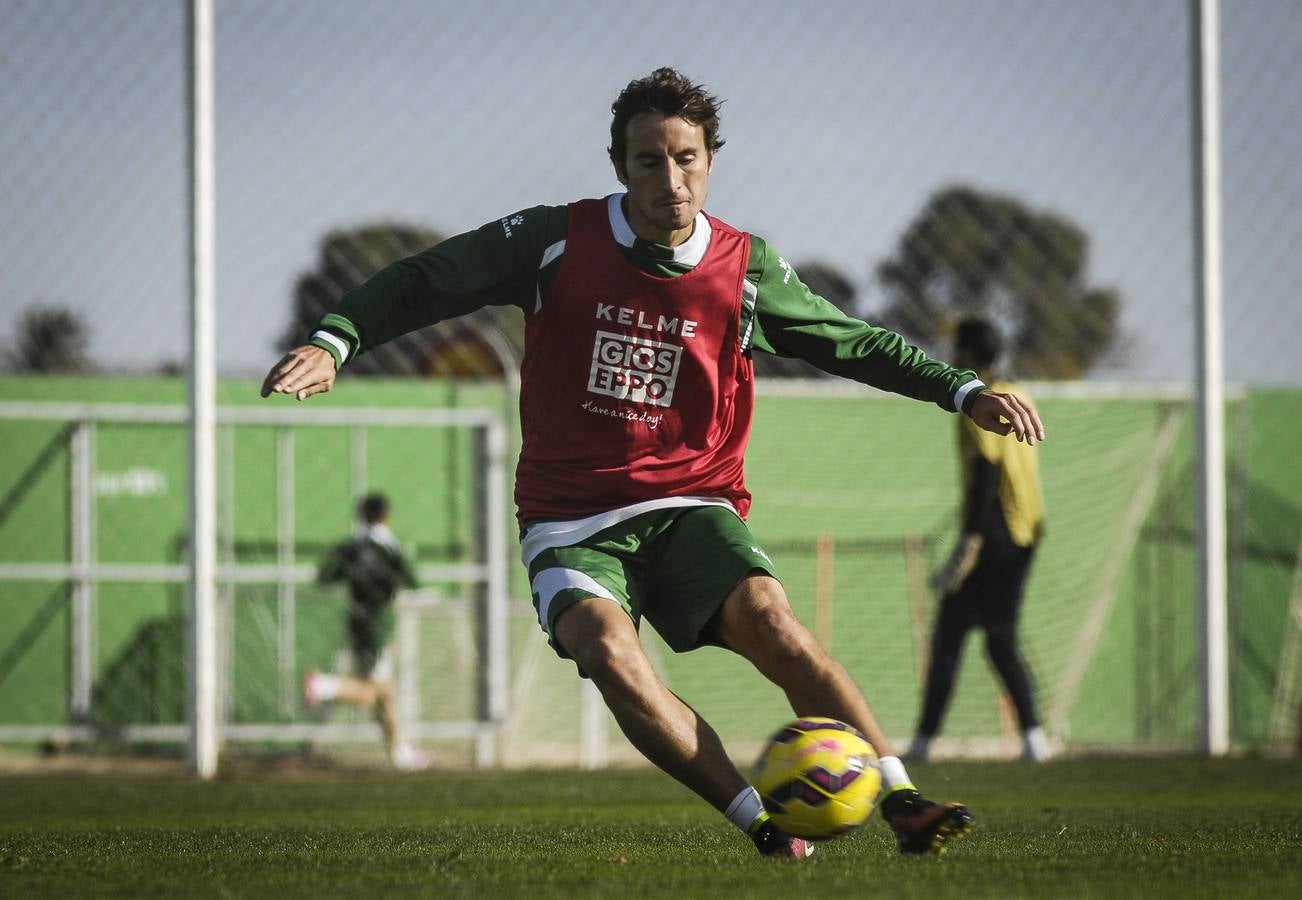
[714,572,973,855]
[552,597,747,812]
[332,675,382,706]
[551,596,813,858]
[712,572,894,755]
[329,678,404,757]
[305,670,377,709]
[373,681,398,751]
[302,671,428,770]
[368,680,427,770]
[330,678,401,755]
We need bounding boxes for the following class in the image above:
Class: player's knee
[744,604,822,669]
[567,629,641,686]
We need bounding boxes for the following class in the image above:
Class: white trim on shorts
[519,496,739,567]
[370,648,394,682]
[531,566,622,634]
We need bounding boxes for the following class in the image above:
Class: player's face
[616,112,713,247]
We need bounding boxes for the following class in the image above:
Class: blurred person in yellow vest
[907,318,1048,763]
[303,492,428,771]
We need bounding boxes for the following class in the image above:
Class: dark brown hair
[608,68,725,170]
[358,492,390,524]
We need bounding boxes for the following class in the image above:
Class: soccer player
[262,68,1045,858]
[304,493,430,771]
[907,318,1049,764]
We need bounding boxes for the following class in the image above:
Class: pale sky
[1,0,1299,383]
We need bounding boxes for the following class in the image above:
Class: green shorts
[525,505,779,660]
[346,603,395,676]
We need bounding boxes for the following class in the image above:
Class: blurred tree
[875,185,1120,378]
[5,305,92,372]
[281,224,522,378]
[754,259,858,379]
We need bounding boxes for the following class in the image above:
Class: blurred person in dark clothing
[304,493,428,770]
[907,318,1048,763]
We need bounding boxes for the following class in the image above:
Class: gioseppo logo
[587,330,682,407]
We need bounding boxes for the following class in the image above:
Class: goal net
[507,380,1293,765]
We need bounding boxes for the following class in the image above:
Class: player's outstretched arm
[261,344,337,401]
[969,390,1046,445]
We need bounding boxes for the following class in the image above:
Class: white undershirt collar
[606,192,711,267]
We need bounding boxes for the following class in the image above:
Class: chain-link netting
[1,0,1299,768]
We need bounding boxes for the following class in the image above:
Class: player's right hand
[261,344,337,401]
[969,390,1045,445]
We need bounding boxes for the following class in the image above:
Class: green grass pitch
[2,757,1299,898]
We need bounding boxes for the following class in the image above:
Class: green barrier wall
[1,376,1297,753]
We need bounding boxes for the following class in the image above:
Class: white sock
[878,755,916,794]
[1022,726,1049,762]
[311,673,341,702]
[724,786,767,834]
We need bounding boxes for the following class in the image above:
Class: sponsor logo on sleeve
[500,214,525,238]
[777,256,793,284]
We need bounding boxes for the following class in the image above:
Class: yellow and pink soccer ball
[754,717,882,840]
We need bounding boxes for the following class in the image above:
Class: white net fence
[1,0,1299,767]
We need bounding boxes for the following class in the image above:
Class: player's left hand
[930,534,982,595]
[260,344,337,401]
[969,390,1045,445]
[929,561,961,595]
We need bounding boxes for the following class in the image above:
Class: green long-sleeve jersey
[308,198,986,414]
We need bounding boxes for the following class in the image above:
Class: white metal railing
[0,400,510,766]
